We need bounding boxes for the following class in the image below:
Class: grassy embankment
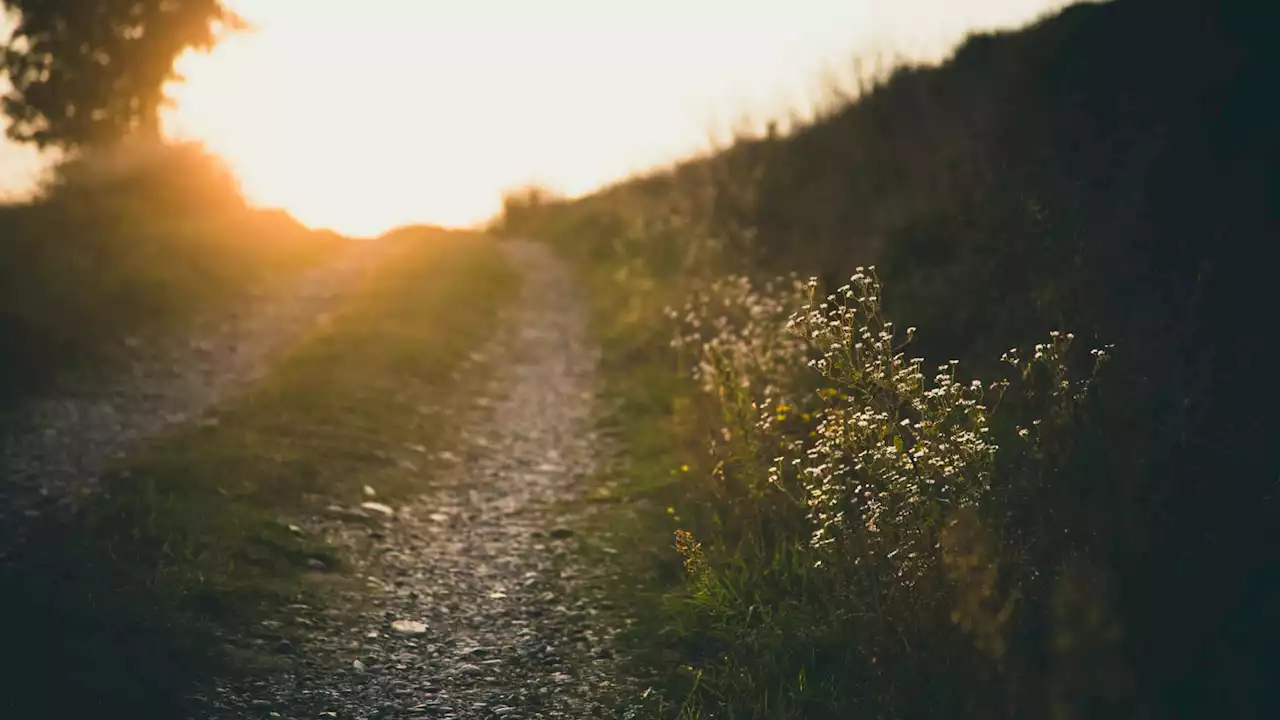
[498,1,1278,718]
[0,141,345,402]
[1,219,518,718]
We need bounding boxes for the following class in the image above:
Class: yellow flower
[680,464,690,472]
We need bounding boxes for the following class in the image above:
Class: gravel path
[0,238,392,556]
[196,241,633,719]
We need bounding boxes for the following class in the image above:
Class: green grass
[0,141,344,402]
[0,229,518,719]
[549,240,723,718]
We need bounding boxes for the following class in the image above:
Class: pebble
[391,620,428,636]
[360,501,396,517]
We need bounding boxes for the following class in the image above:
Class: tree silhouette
[0,0,239,148]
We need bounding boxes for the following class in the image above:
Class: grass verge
[0,229,518,719]
[555,244,716,718]
[0,141,345,403]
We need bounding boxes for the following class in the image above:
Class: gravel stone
[391,620,429,636]
[360,501,397,517]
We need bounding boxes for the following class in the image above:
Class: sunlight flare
[157,0,1071,236]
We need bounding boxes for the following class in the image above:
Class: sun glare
[163,19,484,237]
[158,0,1073,238]
[160,1,877,237]
[162,7,524,236]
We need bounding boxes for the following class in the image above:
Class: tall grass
[498,1,1279,717]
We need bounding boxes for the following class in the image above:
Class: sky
[0,0,1074,236]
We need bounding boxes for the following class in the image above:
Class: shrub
[658,265,1110,717]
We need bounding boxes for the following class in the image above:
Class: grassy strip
[0,229,518,719]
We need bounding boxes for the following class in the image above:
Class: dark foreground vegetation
[499,1,1279,717]
[0,141,344,401]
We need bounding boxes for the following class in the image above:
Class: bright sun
[157,1,874,238]
[160,3,618,237]
[161,7,504,237]
[157,0,1072,238]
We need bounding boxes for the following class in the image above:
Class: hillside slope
[498,1,1280,717]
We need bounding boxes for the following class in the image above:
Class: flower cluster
[668,273,811,400]
[667,274,819,476]
[779,268,999,578]
[666,266,1108,585]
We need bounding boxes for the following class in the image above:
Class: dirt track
[191,241,630,719]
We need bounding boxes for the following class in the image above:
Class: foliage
[634,263,1110,718]
[782,270,1003,573]
[0,140,340,401]
[0,0,238,147]
[501,1,1280,717]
